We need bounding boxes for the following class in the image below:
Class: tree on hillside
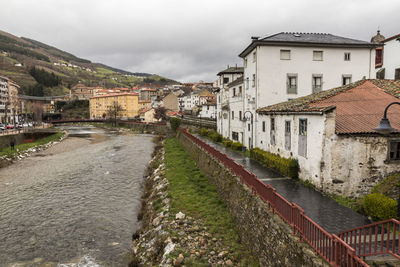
[154,106,167,121]
[107,101,123,126]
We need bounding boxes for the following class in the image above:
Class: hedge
[249,147,299,179]
[223,140,233,148]
[231,142,244,151]
[363,193,398,221]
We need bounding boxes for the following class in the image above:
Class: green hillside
[0,29,178,96]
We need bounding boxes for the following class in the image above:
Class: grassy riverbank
[0,131,65,157]
[164,137,259,266]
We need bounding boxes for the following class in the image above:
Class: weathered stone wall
[177,132,329,267]
[321,112,400,198]
[117,122,172,136]
[0,131,55,149]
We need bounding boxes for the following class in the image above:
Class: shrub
[363,193,398,221]
[223,140,233,148]
[209,131,223,142]
[249,147,299,179]
[170,117,181,132]
[199,128,209,136]
[231,141,244,151]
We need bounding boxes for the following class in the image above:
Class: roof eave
[239,40,379,58]
[256,106,336,115]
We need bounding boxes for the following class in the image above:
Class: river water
[0,126,154,266]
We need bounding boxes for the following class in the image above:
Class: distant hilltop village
[214,30,400,198]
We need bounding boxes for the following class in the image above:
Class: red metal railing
[179,129,371,266]
[338,219,400,260]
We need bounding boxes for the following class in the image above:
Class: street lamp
[243,110,253,149]
[374,102,400,134]
[374,101,400,218]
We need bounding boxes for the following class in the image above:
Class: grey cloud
[1,0,399,82]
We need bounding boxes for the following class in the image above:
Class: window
[232,111,234,119]
[395,68,400,80]
[313,51,323,61]
[389,141,400,160]
[253,51,257,62]
[280,49,291,60]
[239,86,242,96]
[287,74,298,94]
[262,121,266,132]
[232,131,239,141]
[342,75,352,85]
[312,74,323,93]
[285,121,291,150]
[244,58,248,67]
[239,111,242,120]
[248,124,250,131]
[207,106,209,110]
[344,52,351,61]
[375,47,383,67]
[270,118,275,145]
[223,77,229,84]
[232,88,236,97]
[252,74,256,87]
[246,78,249,89]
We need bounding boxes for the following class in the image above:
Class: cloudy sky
[0,0,399,82]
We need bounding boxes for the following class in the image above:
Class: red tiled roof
[258,80,400,134]
[139,100,151,103]
[141,88,157,92]
[140,107,153,113]
[90,93,138,99]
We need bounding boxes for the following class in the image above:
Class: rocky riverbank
[0,131,67,168]
[130,139,250,266]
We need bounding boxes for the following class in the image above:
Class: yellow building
[90,93,139,119]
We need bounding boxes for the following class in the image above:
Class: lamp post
[243,110,253,149]
[374,101,400,218]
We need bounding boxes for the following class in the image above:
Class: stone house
[238,32,379,148]
[140,107,158,123]
[256,79,400,197]
[162,92,179,112]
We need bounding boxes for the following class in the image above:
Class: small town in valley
[0,1,399,267]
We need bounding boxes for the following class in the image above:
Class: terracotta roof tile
[90,93,138,99]
[258,80,400,134]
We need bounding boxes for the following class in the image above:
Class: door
[298,119,307,157]
[285,120,291,150]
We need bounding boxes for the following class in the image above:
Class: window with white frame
[342,75,352,85]
[287,74,298,94]
[239,86,242,96]
[239,111,242,120]
[244,58,247,67]
[312,74,323,93]
[280,49,291,60]
[253,51,256,62]
[246,78,249,89]
[262,121,265,132]
[252,74,256,87]
[232,111,234,119]
[313,51,323,61]
[344,52,351,61]
[232,131,239,141]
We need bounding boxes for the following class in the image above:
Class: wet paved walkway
[196,135,371,234]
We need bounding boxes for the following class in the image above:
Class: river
[0,126,155,266]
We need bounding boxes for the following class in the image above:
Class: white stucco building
[215,66,244,137]
[238,32,379,148]
[375,33,400,79]
[256,80,400,197]
[198,100,217,119]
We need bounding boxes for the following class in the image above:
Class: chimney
[251,36,260,40]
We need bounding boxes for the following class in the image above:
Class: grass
[0,131,64,157]
[164,137,259,266]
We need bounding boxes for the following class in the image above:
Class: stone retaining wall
[0,132,55,149]
[117,122,172,136]
[177,132,330,266]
